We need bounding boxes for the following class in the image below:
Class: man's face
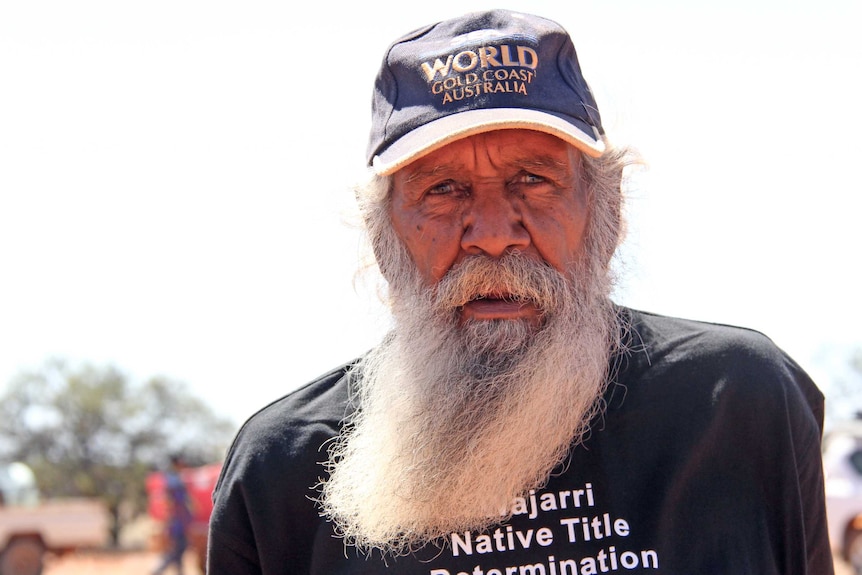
[389,129,590,325]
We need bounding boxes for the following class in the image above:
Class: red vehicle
[146,462,222,570]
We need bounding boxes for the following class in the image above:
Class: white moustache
[434,254,568,313]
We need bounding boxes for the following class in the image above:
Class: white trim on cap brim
[371,108,605,176]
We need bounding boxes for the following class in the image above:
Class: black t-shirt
[208,308,834,574]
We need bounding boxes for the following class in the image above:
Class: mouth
[458,293,540,323]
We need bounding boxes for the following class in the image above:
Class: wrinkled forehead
[391,128,584,184]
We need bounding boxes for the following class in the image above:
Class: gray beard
[319,253,621,555]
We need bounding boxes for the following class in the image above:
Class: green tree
[0,359,237,546]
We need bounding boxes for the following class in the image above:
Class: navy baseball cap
[367,9,606,175]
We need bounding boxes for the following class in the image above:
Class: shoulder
[627,308,812,381]
[212,359,358,509]
[209,361,358,568]
[619,308,824,430]
[238,361,355,439]
[629,308,787,362]
[222,359,357,473]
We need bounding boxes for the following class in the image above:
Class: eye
[519,172,546,184]
[507,170,561,199]
[428,181,453,195]
[426,180,469,197]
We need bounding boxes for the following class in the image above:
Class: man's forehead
[396,129,581,180]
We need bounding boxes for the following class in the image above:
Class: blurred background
[1,0,860,572]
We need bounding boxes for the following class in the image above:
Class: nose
[460,189,530,258]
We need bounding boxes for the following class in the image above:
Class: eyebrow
[402,164,460,185]
[515,155,572,177]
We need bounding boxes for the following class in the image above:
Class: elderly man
[208,9,833,574]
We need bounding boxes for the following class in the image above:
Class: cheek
[412,227,462,283]
[527,209,590,271]
[391,212,460,284]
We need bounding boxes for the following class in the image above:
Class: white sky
[1,0,860,428]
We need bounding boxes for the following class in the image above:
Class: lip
[459,297,540,322]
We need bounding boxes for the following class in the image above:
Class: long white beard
[320,253,620,555]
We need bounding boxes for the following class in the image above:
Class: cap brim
[371,108,605,176]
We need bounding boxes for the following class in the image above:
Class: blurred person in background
[153,454,192,575]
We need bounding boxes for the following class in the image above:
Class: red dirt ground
[43,549,201,575]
